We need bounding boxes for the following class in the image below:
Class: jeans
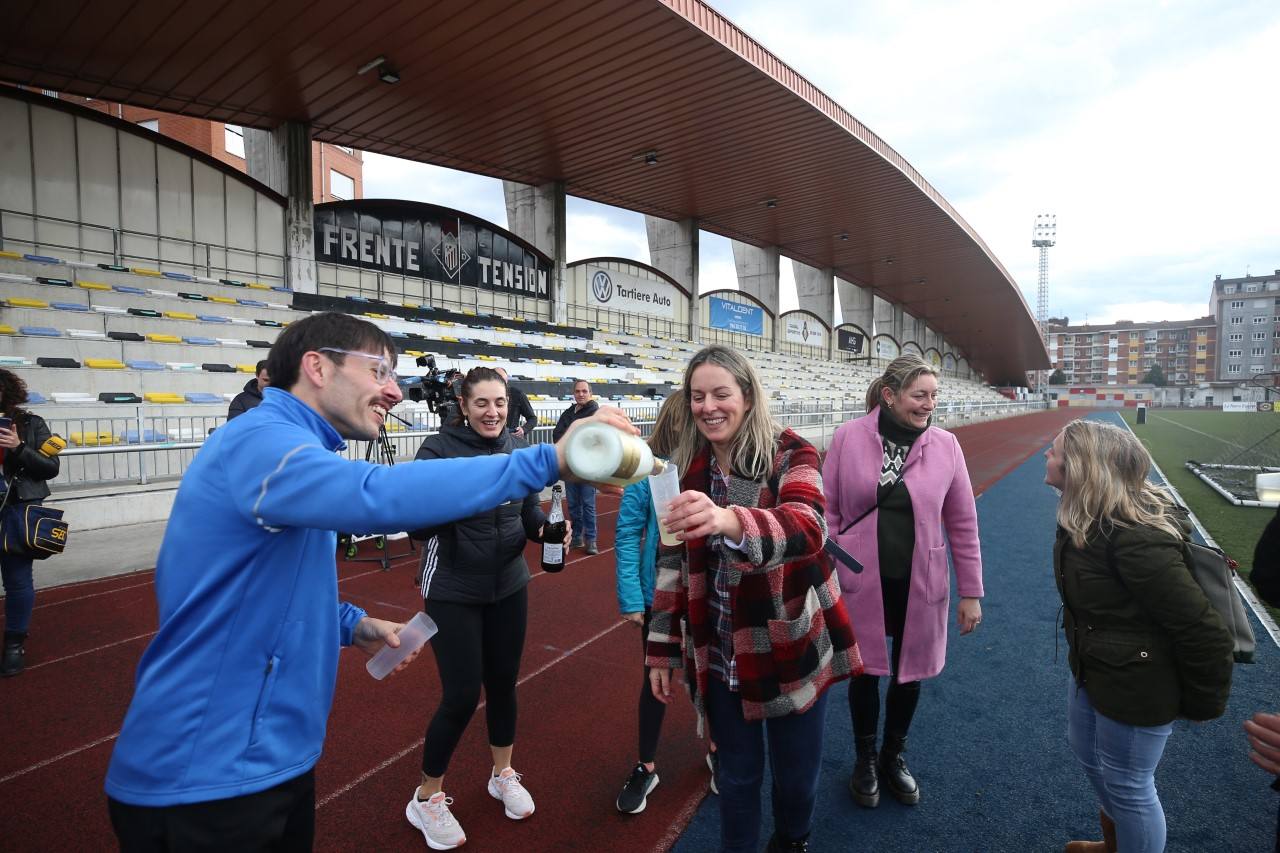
[704,676,829,853]
[1,549,35,637]
[1067,677,1173,853]
[565,481,597,541]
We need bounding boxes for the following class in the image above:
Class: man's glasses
[318,347,399,385]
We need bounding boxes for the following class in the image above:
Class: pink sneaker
[487,767,535,819]
[405,790,466,850]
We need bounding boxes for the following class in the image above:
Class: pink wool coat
[822,408,984,682]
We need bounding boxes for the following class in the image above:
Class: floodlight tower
[1032,213,1057,389]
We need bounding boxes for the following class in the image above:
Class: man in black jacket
[227,360,268,420]
[552,380,599,553]
[497,368,537,439]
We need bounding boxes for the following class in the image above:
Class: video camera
[404,354,463,418]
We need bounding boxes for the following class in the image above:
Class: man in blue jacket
[104,312,633,851]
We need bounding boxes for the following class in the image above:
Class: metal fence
[46,398,1045,492]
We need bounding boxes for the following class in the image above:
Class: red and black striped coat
[645,428,861,722]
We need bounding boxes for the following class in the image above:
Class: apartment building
[1046,317,1216,386]
[1211,270,1280,382]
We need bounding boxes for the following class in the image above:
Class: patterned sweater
[645,428,862,721]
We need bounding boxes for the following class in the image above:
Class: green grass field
[1119,409,1277,579]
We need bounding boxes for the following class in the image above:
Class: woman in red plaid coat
[646,345,861,853]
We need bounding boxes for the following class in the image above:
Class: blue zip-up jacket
[614,479,658,614]
[105,388,560,806]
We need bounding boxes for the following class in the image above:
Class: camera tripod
[337,412,417,571]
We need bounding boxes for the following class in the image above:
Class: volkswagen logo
[591,270,613,303]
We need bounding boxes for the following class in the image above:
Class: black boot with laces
[849,734,880,807]
[878,734,920,805]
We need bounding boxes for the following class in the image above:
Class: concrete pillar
[244,122,316,293]
[731,240,779,349]
[645,215,699,342]
[836,276,874,340]
[503,180,567,324]
[793,260,835,359]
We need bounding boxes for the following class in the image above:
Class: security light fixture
[357,56,387,75]
[644,150,659,166]
[764,198,777,209]
[839,233,849,241]
[379,67,401,84]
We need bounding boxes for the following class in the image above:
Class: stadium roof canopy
[1,0,1048,379]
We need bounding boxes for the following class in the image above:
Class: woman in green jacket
[1046,419,1232,853]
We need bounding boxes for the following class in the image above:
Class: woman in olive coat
[1046,419,1233,853]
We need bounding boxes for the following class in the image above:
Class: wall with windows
[1212,270,1280,381]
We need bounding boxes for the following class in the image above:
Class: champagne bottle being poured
[563,422,665,486]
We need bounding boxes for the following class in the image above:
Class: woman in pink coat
[822,354,984,809]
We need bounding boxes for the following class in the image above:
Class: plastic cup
[648,462,682,547]
[366,611,437,680]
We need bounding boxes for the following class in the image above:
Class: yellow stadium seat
[247,282,271,290]
[461,309,476,316]
[77,280,111,291]
[0,250,22,260]
[402,302,420,309]
[364,312,389,319]
[164,311,197,321]
[209,295,237,304]
[405,350,426,358]
[0,325,14,335]
[70,431,117,447]
[144,392,186,404]
[130,267,162,277]
[147,334,182,343]
[7,297,49,309]
[236,363,258,373]
[440,336,458,342]
[84,358,126,370]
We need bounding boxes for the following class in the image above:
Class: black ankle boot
[849,734,880,807]
[765,832,809,852]
[878,735,919,804]
[1,633,26,678]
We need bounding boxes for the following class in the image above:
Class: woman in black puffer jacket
[403,367,570,850]
[1,368,61,677]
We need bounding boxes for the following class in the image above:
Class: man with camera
[104,313,635,851]
[553,379,600,553]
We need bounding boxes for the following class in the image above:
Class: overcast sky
[364,0,1280,328]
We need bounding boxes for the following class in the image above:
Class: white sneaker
[487,767,535,819]
[406,791,466,850]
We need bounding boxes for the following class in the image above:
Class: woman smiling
[646,345,859,853]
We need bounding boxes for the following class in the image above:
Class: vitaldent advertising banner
[585,266,676,319]
[783,315,825,348]
[837,328,865,355]
[874,336,901,359]
[314,200,552,299]
[709,296,764,336]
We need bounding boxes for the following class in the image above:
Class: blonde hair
[672,345,779,481]
[865,353,940,413]
[1056,419,1182,548]
[648,392,687,459]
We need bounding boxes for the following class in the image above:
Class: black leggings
[637,608,668,763]
[849,574,921,742]
[421,587,528,777]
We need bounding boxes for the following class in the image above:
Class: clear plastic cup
[366,611,437,680]
[648,462,682,547]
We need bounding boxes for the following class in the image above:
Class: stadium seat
[0,356,31,367]
[178,291,208,300]
[247,339,272,348]
[183,336,217,345]
[164,311,198,321]
[71,431,117,446]
[236,363,258,373]
[184,392,223,404]
[144,392,186,404]
[113,285,148,295]
[0,326,15,336]
[20,326,61,337]
[272,286,292,293]
[246,282,271,290]
[84,358,126,370]
[216,338,249,347]
[0,250,20,260]
[97,263,129,272]
[124,429,165,444]
[37,357,81,368]
[108,331,146,342]
[148,288,178,299]
[52,393,96,404]
[130,267,162,277]
[126,360,164,371]
[237,298,267,308]
[92,304,128,314]
[77,280,111,291]
[129,308,162,318]
[218,279,246,287]
[198,314,230,323]
[51,301,90,312]
[99,392,142,404]
[8,297,50,308]
[202,363,235,373]
[146,333,182,343]
[166,362,197,371]
[36,277,73,287]
[23,254,61,264]
[225,317,257,326]
[26,391,47,404]
[164,272,196,282]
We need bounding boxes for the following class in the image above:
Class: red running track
[0,408,1080,852]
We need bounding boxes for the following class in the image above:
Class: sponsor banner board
[837,328,865,355]
[585,266,676,319]
[784,315,825,348]
[709,295,764,336]
[874,336,900,359]
[1223,401,1257,412]
[315,201,551,299]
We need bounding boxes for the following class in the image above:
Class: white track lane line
[33,580,157,611]
[315,617,630,809]
[25,631,155,672]
[0,732,120,786]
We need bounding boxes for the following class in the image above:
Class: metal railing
[45,398,1046,492]
[0,208,287,285]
